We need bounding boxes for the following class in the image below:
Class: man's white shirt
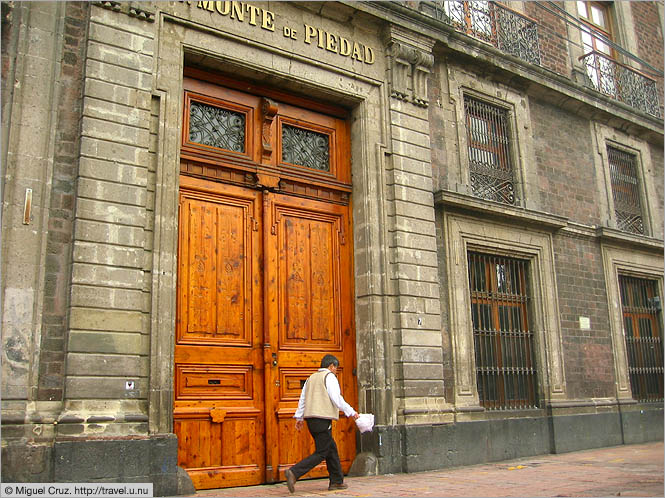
[294,368,357,419]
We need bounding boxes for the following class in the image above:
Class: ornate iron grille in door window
[464,95,516,205]
[468,252,537,410]
[619,275,664,402]
[607,146,644,234]
[188,101,245,153]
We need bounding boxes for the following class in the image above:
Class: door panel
[265,193,356,482]
[175,177,265,490]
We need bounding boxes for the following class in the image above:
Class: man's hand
[295,418,304,431]
[352,413,360,420]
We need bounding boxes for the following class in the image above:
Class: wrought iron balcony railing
[411,2,663,119]
[580,51,662,118]
[419,1,541,66]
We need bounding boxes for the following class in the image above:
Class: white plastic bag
[355,413,374,433]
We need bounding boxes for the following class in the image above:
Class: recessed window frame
[591,123,657,237]
[446,68,538,210]
[601,244,664,404]
[181,91,255,162]
[607,145,645,235]
[618,274,664,403]
[444,213,566,411]
[468,250,539,410]
[577,1,614,57]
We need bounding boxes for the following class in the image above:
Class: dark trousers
[290,418,343,484]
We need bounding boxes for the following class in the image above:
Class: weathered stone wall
[649,142,664,240]
[2,0,69,415]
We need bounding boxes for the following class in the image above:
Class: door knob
[272,353,278,366]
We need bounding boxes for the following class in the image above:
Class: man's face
[329,364,338,374]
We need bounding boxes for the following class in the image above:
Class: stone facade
[2,1,663,494]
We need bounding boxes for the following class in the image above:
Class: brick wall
[630,1,664,117]
[553,234,615,400]
[524,1,570,77]
[37,1,89,402]
[530,99,600,226]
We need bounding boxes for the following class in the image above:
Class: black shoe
[328,482,348,491]
[285,468,296,494]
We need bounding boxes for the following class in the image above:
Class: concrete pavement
[193,441,663,497]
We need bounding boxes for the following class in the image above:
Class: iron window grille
[464,95,516,205]
[468,252,538,410]
[281,124,330,172]
[619,275,664,403]
[607,146,644,235]
[188,100,245,153]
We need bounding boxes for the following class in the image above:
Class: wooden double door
[174,74,356,490]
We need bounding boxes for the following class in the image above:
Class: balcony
[419,1,541,66]
[410,1,663,119]
[580,51,662,118]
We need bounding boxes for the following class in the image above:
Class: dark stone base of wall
[362,404,664,475]
[1,434,193,496]
[3,406,662,490]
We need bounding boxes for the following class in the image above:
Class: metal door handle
[272,353,278,366]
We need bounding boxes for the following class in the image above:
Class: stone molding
[591,122,662,240]
[444,213,567,409]
[435,190,568,230]
[93,1,156,22]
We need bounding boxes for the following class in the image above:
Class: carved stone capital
[383,26,435,108]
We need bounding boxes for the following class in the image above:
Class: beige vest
[303,370,339,420]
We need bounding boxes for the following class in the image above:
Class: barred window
[464,95,516,205]
[608,146,644,234]
[468,252,537,410]
[619,275,663,402]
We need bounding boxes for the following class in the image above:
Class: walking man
[285,354,359,493]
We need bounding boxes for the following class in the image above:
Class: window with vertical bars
[468,252,537,410]
[608,146,644,234]
[464,95,516,205]
[619,275,663,403]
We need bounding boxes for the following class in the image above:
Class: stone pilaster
[60,2,156,435]
[383,25,452,424]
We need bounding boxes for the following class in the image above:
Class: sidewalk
[193,441,663,497]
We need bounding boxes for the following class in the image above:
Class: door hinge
[251,217,259,231]
[339,230,346,245]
